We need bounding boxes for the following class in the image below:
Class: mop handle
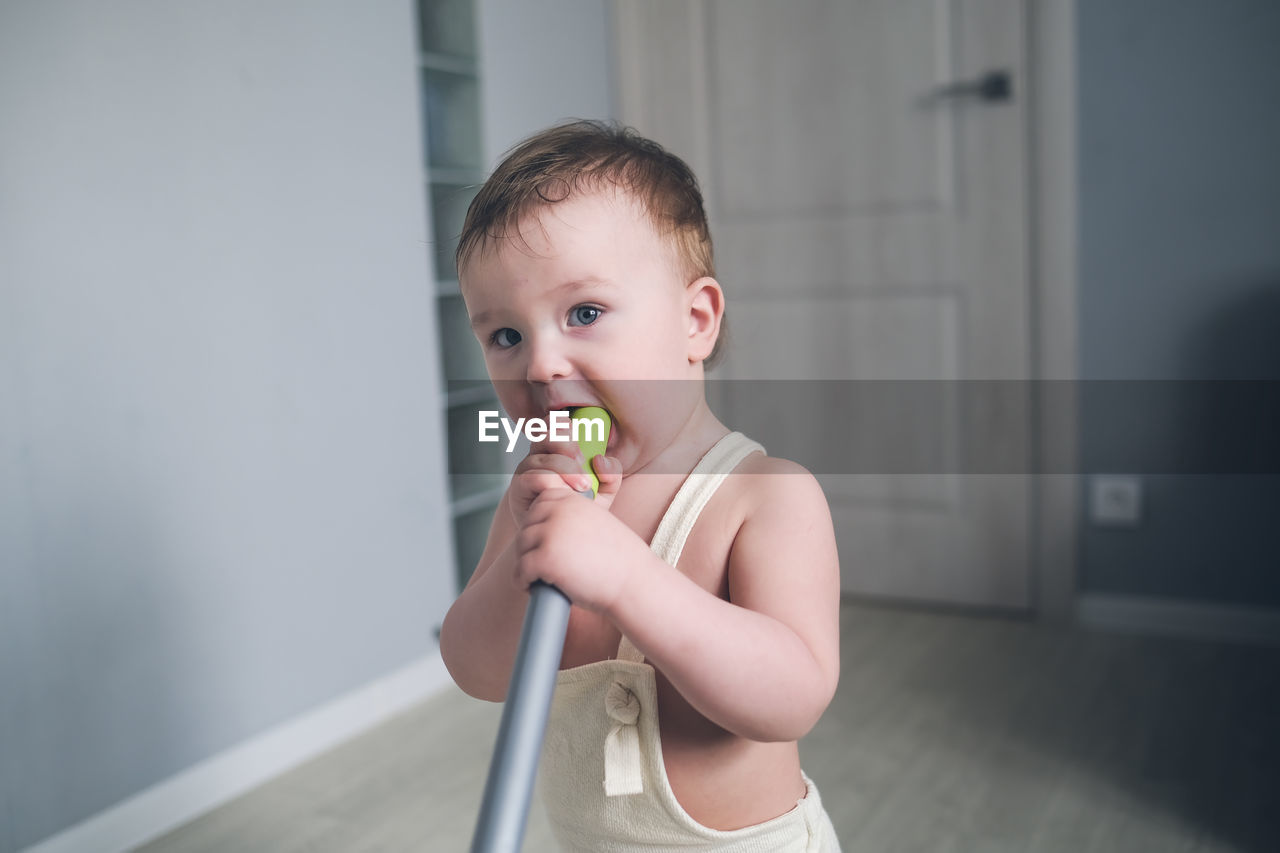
[471,408,611,853]
[470,581,571,852]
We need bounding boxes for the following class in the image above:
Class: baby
[440,120,842,852]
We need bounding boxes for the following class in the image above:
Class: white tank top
[536,432,842,852]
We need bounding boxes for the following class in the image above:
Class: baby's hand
[508,438,621,529]
[513,486,645,614]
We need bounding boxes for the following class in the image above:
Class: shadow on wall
[1189,279,1280,381]
[1176,279,1280,603]
[1082,279,1280,476]
[1081,278,1280,606]
[1176,278,1280,471]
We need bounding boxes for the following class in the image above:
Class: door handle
[925,69,1013,104]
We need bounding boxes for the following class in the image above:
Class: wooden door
[614,0,1033,609]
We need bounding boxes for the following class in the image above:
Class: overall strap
[616,432,765,664]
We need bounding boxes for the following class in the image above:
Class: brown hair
[456,119,725,366]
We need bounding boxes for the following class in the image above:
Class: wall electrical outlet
[1090,475,1143,526]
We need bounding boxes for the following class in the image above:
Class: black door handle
[925,69,1013,104]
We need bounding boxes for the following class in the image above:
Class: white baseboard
[1076,594,1280,646]
[22,651,454,853]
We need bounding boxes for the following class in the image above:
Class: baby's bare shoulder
[735,452,812,477]
[731,452,828,516]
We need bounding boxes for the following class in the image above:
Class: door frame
[1029,0,1079,626]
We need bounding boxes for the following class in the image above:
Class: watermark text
[478,410,606,452]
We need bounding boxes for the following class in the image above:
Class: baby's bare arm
[438,489,529,702]
[606,462,841,742]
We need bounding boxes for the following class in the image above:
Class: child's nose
[523,336,574,383]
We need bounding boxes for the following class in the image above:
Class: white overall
[537,432,842,852]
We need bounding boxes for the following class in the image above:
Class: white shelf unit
[417,0,505,592]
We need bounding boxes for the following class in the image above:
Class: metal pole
[470,579,572,852]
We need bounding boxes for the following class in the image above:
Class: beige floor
[136,602,1280,852]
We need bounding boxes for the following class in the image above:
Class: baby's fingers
[590,456,622,507]
[514,470,576,498]
[528,435,585,464]
[515,452,593,494]
[513,523,546,589]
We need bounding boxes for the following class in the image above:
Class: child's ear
[685,276,724,363]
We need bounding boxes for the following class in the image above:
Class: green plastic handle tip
[570,407,611,496]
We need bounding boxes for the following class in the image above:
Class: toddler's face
[460,188,706,470]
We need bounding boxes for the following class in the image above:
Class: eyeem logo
[479,410,607,452]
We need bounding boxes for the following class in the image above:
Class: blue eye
[569,305,602,327]
[490,328,521,349]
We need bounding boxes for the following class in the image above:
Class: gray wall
[0,2,456,850]
[477,0,616,164]
[1077,0,1280,605]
